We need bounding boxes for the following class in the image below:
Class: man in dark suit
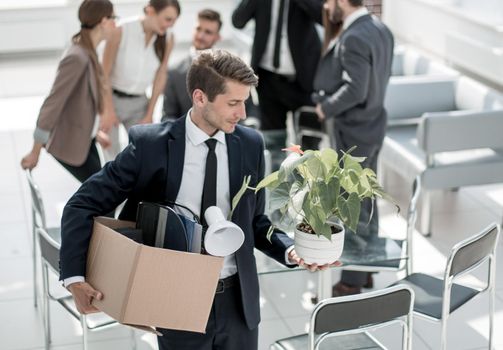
[162,9,222,122]
[60,50,330,350]
[232,0,324,169]
[313,0,394,296]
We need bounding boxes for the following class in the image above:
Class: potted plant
[252,145,395,265]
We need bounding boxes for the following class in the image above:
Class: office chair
[342,176,421,277]
[25,169,60,307]
[292,106,328,150]
[394,223,500,350]
[37,226,136,350]
[271,284,415,350]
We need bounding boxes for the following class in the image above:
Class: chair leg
[130,328,137,350]
[489,258,496,350]
[42,264,51,348]
[420,190,432,237]
[81,315,88,350]
[33,223,38,308]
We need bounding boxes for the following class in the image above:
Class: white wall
[383,0,503,87]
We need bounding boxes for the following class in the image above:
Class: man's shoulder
[233,125,264,147]
[128,122,174,142]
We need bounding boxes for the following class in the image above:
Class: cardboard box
[86,217,224,334]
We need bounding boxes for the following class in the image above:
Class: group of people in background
[19,0,394,348]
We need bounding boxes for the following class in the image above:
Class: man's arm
[291,0,324,24]
[320,35,371,119]
[232,0,258,29]
[252,140,295,266]
[59,129,143,280]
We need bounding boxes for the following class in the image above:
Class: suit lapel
[166,117,186,202]
[226,133,243,221]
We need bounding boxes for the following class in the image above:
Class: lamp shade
[203,206,244,257]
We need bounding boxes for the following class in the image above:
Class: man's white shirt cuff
[285,245,295,265]
[64,276,85,288]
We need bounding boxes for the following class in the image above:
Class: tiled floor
[1,51,503,349]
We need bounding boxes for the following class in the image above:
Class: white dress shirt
[342,7,369,31]
[175,113,237,279]
[259,0,296,76]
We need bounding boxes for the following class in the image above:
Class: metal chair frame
[26,169,59,308]
[272,284,415,350]
[343,176,421,277]
[37,227,136,350]
[405,223,500,350]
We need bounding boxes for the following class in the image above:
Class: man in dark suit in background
[162,9,222,122]
[60,50,332,350]
[313,0,394,296]
[232,0,324,169]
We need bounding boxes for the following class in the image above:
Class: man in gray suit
[162,9,222,122]
[313,0,394,296]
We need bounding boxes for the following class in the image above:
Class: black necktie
[201,139,218,228]
[273,0,286,69]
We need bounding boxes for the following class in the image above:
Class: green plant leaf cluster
[255,148,396,240]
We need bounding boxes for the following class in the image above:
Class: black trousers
[256,68,312,131]
[56,140,101,183]
[335,133,382,287]
[157,279,258,350]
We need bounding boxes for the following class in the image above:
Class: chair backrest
[447,223,500,278]
[417,109,503,154]
[455,76,503,111]
[37,227,61,272]
[310,285,414,349]
[25,170,47,229]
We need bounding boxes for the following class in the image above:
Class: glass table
[256,232,407,300]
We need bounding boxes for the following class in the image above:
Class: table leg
[317,269,332,300]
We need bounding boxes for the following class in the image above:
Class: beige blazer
[34,44,99,166]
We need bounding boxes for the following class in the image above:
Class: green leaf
[268,182,291,212]
[278,152,314,181]
[266,225,275,243]
[229,175,251,220]
[320,148,339,169]
[255,171,279,192]
[304,153,326,180]
[345,192,361,233]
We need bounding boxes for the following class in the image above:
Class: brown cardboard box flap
[87,217,224,334]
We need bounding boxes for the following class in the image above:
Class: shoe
[332,281,361,297]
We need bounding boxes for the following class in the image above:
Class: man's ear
[192,89,207,107]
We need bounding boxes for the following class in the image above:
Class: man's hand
[288,248,341,272]
[67,282,103,314]
[315,103,326,121]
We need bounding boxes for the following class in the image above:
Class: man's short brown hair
[187,50,258,102]
[198,9,222,31]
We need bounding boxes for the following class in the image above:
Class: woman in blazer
[21,0,117,183]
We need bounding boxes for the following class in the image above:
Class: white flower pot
[294,222,345,265]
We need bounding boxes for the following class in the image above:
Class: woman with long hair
[99,0,180,161]
[21,0,116,183]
